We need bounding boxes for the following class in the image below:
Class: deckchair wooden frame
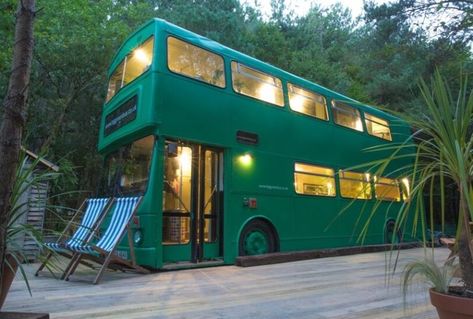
[35,197,112,277]
[63,197,150,284]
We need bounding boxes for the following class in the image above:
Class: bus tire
[239,219,277,256]
[385,220,402,244]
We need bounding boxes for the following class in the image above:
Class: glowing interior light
[179,148,192,176]
[134,48,149,64]
[355,119,363,131]
[402,177,411,199]
[365,173,371,182]
[290,95,305,112]
[258,83,276,104]
[238,154,253,167]
[327,182,333,194]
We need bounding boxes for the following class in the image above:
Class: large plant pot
[430,288,473,319]
[0,254,18,309]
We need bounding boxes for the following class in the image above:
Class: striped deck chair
[35,197,111,277]
[63,196,150,284]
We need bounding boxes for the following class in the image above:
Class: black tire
[385,220,402,244]
[239,219,277,256]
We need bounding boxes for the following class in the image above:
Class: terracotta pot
[0,254,18,309]
[430,288,473,319]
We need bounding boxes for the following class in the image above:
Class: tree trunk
[457,187,473,295]
[0,0,36,304]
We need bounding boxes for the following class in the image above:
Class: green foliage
[1,0,472,208]
[401,257,457,302]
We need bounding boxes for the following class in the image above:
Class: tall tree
[0,0,36,295]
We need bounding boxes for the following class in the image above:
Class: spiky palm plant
[364,71,473,295]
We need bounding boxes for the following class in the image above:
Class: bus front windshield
[102,136,154,196]
[106,36,154,102]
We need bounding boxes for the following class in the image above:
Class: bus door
[162,141,223,263]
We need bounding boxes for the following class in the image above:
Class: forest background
[1,0,472,221]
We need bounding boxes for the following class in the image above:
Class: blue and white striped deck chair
[64,196,149,284]
[35,198,111,277]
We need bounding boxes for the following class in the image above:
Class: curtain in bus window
[332,101,363,131]
[364,113,392,141]
[294,163,336,196]
[167,37,225,88]
[339,170,372,199]
[375,177,401,201]
[288,83,328,120]
[231,62,284,106]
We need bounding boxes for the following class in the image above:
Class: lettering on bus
[105,96,138,136]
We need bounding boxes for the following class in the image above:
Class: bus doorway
[162,141,223,264]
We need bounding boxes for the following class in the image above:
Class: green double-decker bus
[99,19,413,269]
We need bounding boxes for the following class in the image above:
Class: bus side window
[294,163,336,197]
[231,61,284,107]
[339,170,372,200]
[364,113,392,141]
[167,37,225,88]
[331,101,363,132]
[374,177,401,201]
[288,83,328,121]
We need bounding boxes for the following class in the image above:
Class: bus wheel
[385,220,402,244]
[239,219,277,256]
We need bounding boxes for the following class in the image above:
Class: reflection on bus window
[332,101,363,132]
[294,163,336,197]
[365,113,392,141]
[375,177,401,201]
[103,135,154,196]
[163,144,192,244]
[167,37,225,88]
[339,170,371,200]
[288,83,328,120]
[231,62,284,106]
[106,36,154,102]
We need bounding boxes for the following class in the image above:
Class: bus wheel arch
[238,217,279,256]
[385,219,402,244]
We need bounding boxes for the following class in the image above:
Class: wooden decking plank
[4,248,449,319]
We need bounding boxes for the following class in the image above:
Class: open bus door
[162,141,223,264]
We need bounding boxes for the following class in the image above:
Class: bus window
[364,113,392,141]
[288,83,328,120]
[294,163,336,196]
[375,177,401,201]
[103,135,154,196]
[231,62,284,107]
[401,177,410,201]
[106,36,154,102]
[167,37,225,88]
[332,101,363,132]
[339,170,372,200]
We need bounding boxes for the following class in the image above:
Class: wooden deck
[3,247,449,318]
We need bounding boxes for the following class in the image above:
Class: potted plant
[369,71,473,318]
[0,150,60,308]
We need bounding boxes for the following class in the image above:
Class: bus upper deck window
[106,36,154,102]
[288,83,328,120]
[332,101,363,132]
[167,37,225,88]
[231,62,284,107]
[365,113,392,141]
